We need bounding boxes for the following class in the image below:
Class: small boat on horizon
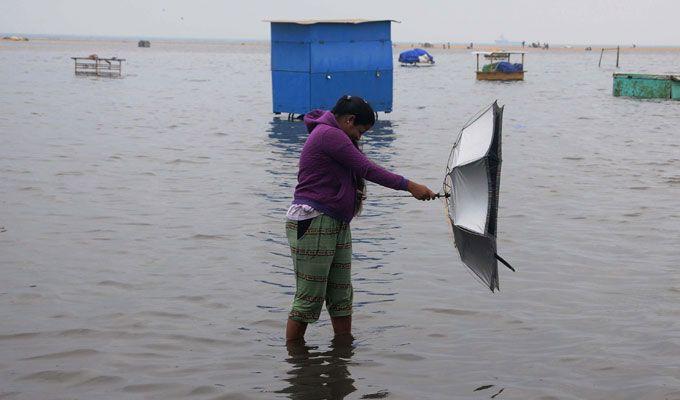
[494,34,521,46]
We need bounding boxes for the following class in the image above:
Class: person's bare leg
[286,337,310,357]
[331,316,352,337]
[286,318,308,342]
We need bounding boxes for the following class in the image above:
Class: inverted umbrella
[443,101,515,292]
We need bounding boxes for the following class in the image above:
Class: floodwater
[1,40,679,400]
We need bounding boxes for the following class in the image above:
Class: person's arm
[407,180,437,200]
[323,129,437,200]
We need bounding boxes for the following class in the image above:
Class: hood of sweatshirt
[303,109,340,134]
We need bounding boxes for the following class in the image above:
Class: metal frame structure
[598,46,620,68]
[71,57,125,78]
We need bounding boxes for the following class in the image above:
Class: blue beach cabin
[266,19,398,115]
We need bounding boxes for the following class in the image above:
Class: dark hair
[331,95,373,216]
[331,95,376,127]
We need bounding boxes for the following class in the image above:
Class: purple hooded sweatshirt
[292,110,409,223]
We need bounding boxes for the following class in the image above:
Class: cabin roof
[71,57,126,61]
[472,51,527,55]
[264,19,400,24]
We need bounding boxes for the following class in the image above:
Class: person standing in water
[285,95,437,342]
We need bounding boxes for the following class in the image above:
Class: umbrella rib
[460,103,494,131]
[495,253,516,272]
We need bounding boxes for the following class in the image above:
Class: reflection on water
[267,118,309,151]
[266,117,397,153]
[361,119,397,153]
[278,336,356,400]
[261,119,308,209]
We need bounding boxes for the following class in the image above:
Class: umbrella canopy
[398,48,434,64]
[443,101,514,292]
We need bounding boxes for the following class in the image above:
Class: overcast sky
[1,0,677,45]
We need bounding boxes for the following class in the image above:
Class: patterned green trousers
[285,215,353,323]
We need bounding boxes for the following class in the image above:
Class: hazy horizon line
[2,32,678,48]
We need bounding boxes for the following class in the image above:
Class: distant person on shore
[284,95,436,343]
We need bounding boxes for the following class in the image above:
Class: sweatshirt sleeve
[322,129,409,191]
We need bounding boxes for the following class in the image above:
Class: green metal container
[672,78,680,100]
[613,73,680,100]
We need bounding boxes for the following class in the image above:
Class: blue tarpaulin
[398,48,434,64]
[495,62,523,73]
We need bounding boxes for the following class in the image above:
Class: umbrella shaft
[371,192,450,198]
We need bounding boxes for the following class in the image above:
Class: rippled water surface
[1,40,679,399]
